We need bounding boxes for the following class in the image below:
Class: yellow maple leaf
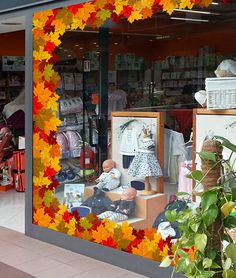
[96,9,111,21]
[44,114,61,135]
[57,204,69,216]
[93,17,106,28]
[92,224,111,243]
[43,190,54,207]
[114,0,128,15]
[104,219,117,233]
[46,95,59,111]
[160,0,178,14]
[198,0,214,8]
[49,156,61,172]
[44,64,55,82]
[65,218,77,236]
[49,144,61,158]
[128,10,143,23]
[33,67,44,84]
[33,47,52,62]
[179,0,194,9]
[159,244,170,258]
[153,232,162,244]
[33,172,51,188]
[34,207,52,227]
[120,221,135,241]
[48,32,61,47]
[33,10,53,28]
[71,17,86,31]
[51,18,67,35]
[140,0,155,9]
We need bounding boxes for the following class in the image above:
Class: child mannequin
[95,159,121,191]
[98,187,137,222]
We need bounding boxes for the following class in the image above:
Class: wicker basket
[206,77,236,110]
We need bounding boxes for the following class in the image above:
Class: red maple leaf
[121,6,133,18]
[132,228,145,239]
[44,41,56,54]
[48,52,59,64]
[33,96,43,115]
[101,236,118,249]
[44,206,55,218]
[110,13,122,24]
[67,3,83,14]
[62,211,72,223]
[44,166,57,178]
[125,238,142,253]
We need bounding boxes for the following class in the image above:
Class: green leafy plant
[160,136,236,278]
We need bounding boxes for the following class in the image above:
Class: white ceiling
[0,16,25,34]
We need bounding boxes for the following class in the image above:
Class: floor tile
[35,263,82,278]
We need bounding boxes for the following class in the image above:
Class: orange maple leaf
[34,207,52,227]
[92,224,111,243]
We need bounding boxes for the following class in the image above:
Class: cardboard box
[18,136,25,149]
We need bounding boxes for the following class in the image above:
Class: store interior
[0,0,236,233]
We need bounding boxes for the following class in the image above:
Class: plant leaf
[221,202,235,217]
[224,216,236,229]
[190,221,201,233]
[215,136,236,152]
[223,269,236,278]
[225,243,236,263]
[165,210,177,222]
[159,256,171,267]
[186,170,203,181]
[194,233,207,253]
[203,258,212,268]
[224,257,232,271]
[202,204,218,226]
[201,191,218,211]
[197,151,216,162]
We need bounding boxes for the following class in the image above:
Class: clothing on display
[178,160,193,196]
[81,187,113,215]
[96,168,121,191]
[128,136,162,178]
[2,89,25,119]
[120,127,139,168]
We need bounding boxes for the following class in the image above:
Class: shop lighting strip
[170,17,209,22]
[174,8,220,15]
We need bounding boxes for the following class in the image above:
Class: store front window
[32,0,236,264]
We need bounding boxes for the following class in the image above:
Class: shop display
[128,127,162,194]
[98,187,137,222]
[13,150,25,192]
[81,187,113,215]
[95,159,121,191]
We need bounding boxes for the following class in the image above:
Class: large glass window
[32,1,236,263]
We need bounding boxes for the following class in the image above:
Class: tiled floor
[0,226,147,278]
[0,190,148,277]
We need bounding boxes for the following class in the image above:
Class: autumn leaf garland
[32,0,217,263]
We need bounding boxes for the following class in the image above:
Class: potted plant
[160,136,236,278]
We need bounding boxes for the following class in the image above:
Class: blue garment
[122,155,135,169]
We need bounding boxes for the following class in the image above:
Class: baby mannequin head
[0,127,12,139]
[102,159,116,173]
[121,187,137,201]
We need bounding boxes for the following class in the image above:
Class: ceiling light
[211,1,219,5]
[75,44,79,47]
[174,8,220,15]
[79,47,83,49]
[114,42,118,45]
[1,22,22,25]
[170,17,209,23]
[67,54,72,57]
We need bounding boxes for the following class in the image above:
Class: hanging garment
[128,138,162,178]
[178,160,193,196]
[120,127,139,168]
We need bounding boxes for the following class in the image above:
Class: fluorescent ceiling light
[170,17,209,22]
[174,8,220,15]
[211,1,219,5]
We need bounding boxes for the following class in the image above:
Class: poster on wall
[2,56,25,71]
[63,183,85,209]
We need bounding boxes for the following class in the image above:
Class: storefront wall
[1,1,233,277]
[0,1,183,277]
